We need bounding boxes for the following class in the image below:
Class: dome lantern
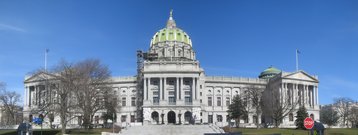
[166,9,176,28]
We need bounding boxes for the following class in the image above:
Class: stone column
[164,77,167,100]
[195,78,199,100]
[164,78,168,103]
[311,87,314,107]
[192,77,195,103]
[312,86,315,106]
[180,77,184,100]
[144,78,147,100]
[316,86,319,105]
[281,85,284,104]
[304,85,307,105]
[176,77,179,100]
[159,77,162,100]
[24,86,28,107]
[293,84,301,105]
[279,87,282,104]
[148,78,152,103]
[309,86,312,107]
[306,85,309,106]
[35,85,38,105]
[291,84,294,104]
[308,85,311,107]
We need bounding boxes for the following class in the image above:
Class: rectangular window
[122,97,126,106]
[153,91,159,96]
[185,91,191,95]
[226,97,230,106]
[113,98,117,105]
[121,115,127,122]
[208,115,213,123]
[208,97,212,106]
[217,97,221,106]
[200,99,202,103]
[217,115,223,122]
[153,97,159,105]
[131,115,135,122]
[200,92,202,96]
[169,97,176,105]
[169,91,175,95]
[185,97,191,105]
[131,97,136,106]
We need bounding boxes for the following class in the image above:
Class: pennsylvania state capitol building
[23,11,320,128]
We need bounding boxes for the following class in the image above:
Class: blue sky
[0,0,357,105]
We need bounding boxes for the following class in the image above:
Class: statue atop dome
[166,9,176,28]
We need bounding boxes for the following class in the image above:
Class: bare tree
[262,85,298,128]
[72,59,112,129]
[320,105,339,128]
[0,82,22,126]
[246,85,264,129]
[334,97,354,127]
[30,60,80,134]
[348,106,358,128]
[102,91,119,127]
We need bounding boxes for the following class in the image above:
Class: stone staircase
[120,124,221,135]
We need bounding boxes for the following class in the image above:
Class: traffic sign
[304,117,314,129]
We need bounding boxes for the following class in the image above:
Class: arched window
[289,113,294,121]
[178,49,182,56]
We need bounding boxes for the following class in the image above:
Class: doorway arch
[167,111,176,124]
[151,111,159,124]
[184,111,192,124]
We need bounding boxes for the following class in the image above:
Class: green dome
[259,66,281,79]
[150,10,192,47]
[150,28,192,46]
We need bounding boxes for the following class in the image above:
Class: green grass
[0,130,16,135]
[0,128,114,135]
[226,128,358,135]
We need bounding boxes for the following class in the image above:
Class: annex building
[23,11,320,128]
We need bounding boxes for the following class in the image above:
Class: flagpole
[296,49,299,71]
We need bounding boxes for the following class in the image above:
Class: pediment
[282,71,318,82]
[24,72,57,83]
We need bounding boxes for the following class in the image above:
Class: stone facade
[23,11,320,128]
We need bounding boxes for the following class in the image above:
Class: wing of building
[23,11,320,128]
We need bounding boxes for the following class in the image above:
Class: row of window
[121,97,136,106]
[151,80,193,85]
[207,115,258,123]
[121,115,136,123]
[207,97,231,106]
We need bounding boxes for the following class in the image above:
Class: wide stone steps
[120,124,221,135]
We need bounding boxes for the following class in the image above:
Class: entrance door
[184,111,192,124]
[167,111,176,124]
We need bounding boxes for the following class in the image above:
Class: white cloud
[0,23,26,32]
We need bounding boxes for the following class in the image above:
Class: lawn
[0,128,114,135]
[226,128,358,135]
